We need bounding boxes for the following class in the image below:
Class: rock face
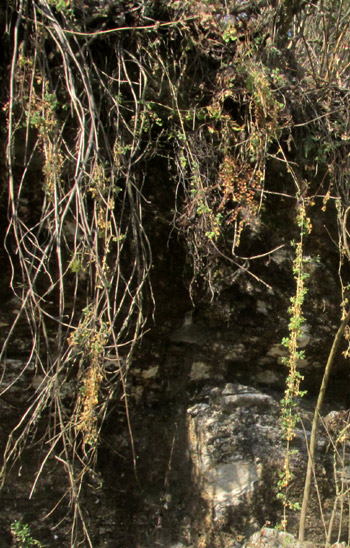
[0,149,348,547]
[187,384,285,533]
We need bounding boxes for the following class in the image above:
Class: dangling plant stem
[298,305,350,541]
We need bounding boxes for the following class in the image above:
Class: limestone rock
[187,384,285,528]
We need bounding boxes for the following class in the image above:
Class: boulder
[187,384,303,532]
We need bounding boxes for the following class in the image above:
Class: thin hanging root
[2,1,154,543]
[299,307,350,541]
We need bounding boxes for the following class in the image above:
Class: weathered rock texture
[187,384,282,528]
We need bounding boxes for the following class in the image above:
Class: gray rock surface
[187,384,287,528]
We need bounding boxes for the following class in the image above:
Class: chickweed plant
[10,521,42,548]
